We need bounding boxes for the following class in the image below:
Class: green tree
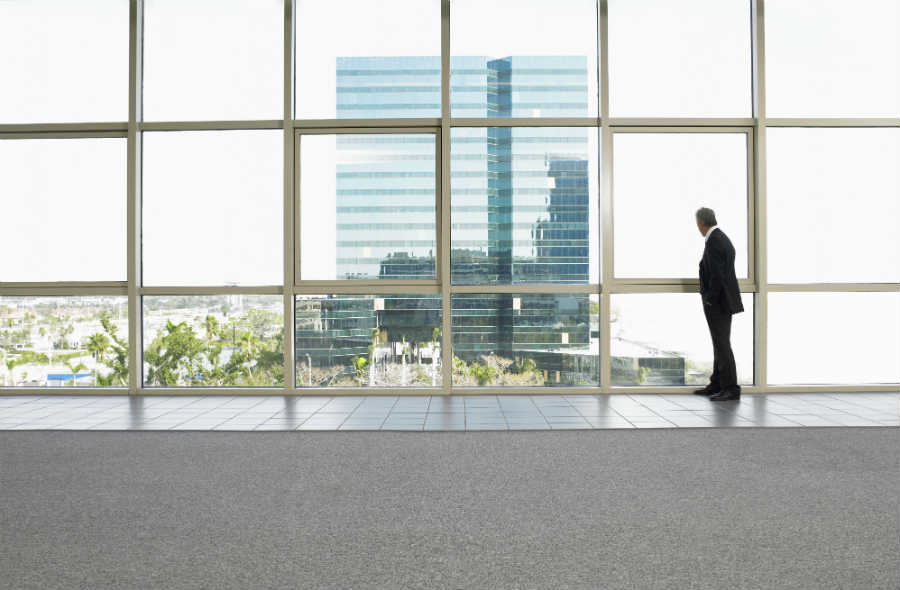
[144,320,204,386]
[352,356,369,386]
[93,314,128,386]
[202,315,226,385]
[63,358,87,386]
[86,333,110,364]
[469,362,497,386]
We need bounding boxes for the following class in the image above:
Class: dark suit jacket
[699,228,744,314]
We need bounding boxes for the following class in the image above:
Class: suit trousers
[703,301,740,393]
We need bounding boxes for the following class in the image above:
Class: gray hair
[695,207,717,227]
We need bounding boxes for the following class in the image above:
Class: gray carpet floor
[1,428,897,590]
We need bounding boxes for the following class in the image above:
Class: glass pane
[766,0,900,117]
[767,128,900,283]
[613,133,748,278]
[451,128,599,284]
[610,293,753,386]
[300,134,437,281]
[295,294,442,387]
[0,138,126,282]
[142,295,283,387]
[451,0,598,117]
[608,0,751,117]
[0,296,128,387]
[768,292,899,385]
[295,0,440,119]
[142,130,282,286]
[0,0,128,123]
[451,294,599,386]
[143,0,283,121]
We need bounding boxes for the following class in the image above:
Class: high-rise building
[296,55,596,385]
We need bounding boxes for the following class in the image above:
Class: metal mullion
[139,286,283,295]
[449,284,598,295]
[293,131,302,290]
[139,120,283,131]
[767,283,900,293]
[0,286,129,297]
[751,0,767,389]
[603,385,899,395]
[294,126,437,136]
[605,278,756,288]
[0,131,127,140]
[294,285,441,296]
[297,280,439,289]
[607,282,757,295]
[610,126,753,134]
[5,383,897,397]
[0,281,126,289]
[0,123,129,133]
[134,387,292,396]
[284,0,296,393]
[599,0,612,389]
[449,117,599,128]
[293,118,442,129]
[293,387,443,396]
[747,385,900,393]
[0,388,128,396]
[440,0,452,396]
[745,131,757,285]
[609,118,756,127]
[453,387,602,395]
[607,278,702,287]
[127,0,143,395]
[764,118,900,128]
[433,130,443,310]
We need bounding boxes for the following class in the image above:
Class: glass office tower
[295,55,597,386]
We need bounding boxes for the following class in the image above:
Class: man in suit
[693,207,744,401]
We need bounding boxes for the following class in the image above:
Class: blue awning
[47,373,92,380]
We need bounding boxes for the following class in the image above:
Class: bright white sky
[767,128,900,283]
[613,133,749,279]
[299,134,338,279]
[0,138,127,281]
[143,0,283,121]
[0,0,128,123]
[608,0,751,117]
[142,130,283,286]
[768,292,899,384]
[766,0,900,117]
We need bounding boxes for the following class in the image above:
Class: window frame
[1,0,897,395]
[607,126,756,288]
[294,127,442,289]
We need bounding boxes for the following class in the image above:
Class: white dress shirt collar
[704,224,719,243]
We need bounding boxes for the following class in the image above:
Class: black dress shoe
[693,387,718,396]
[710,390,741,402]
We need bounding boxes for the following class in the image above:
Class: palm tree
[63,358,87,387]
[86,333,109,364]
[4,357,18,387]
